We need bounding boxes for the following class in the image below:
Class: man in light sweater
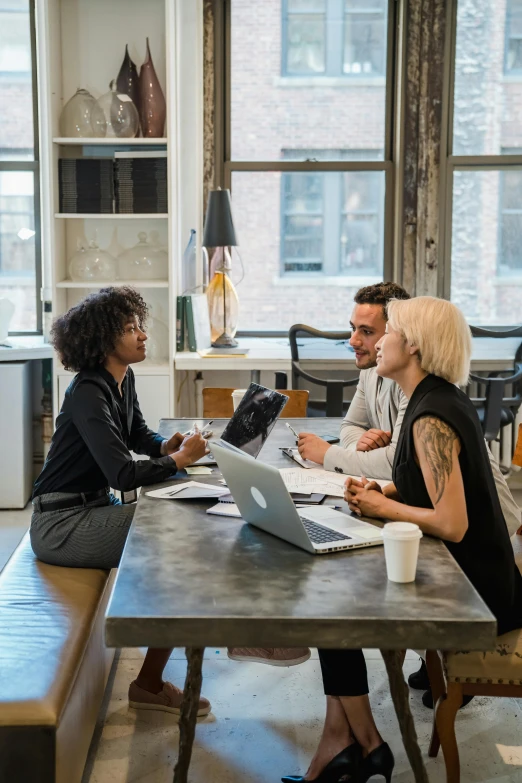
[298,282,521,706]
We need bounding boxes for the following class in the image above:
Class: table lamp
[203,188,240,348]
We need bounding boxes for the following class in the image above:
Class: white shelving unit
[35,0,194,427]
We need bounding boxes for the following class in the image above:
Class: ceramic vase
[139,37,166,137]
[116,45,141,130]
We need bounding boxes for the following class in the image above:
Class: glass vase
[116,44,141,131]
[206,270,239,346]
[118,231,168,280]
[93,80,139,138]
[68,241,117,281]
[139,37,166,137]
[59,88,103,138]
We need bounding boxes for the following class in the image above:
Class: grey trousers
[30,491,135,570]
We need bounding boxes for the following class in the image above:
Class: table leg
[251,369,261,384]
[381,649,430,783]
[173,647,205,783]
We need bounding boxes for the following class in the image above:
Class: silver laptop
[212,442,384,555]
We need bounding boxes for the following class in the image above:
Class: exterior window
[506,0,522,73]
[283,0,387,77]
[281,152,384,277]
[286,0,326,74]
[343,1,387,75]
[0,0,40,333]
[500,155,522,274]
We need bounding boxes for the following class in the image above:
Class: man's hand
[170,432,208,470]
[161,432,184,456]
[344,476,385,518]
[356,429,391,452]
[297,432,332,465]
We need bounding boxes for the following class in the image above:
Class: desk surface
[105,418,496,652]
[174,336,522,372]
[0,336,53,362]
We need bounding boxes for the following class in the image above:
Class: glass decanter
[118,232,168,280]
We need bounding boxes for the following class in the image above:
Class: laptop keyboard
[299,516,352,544]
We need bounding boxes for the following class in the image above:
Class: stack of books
[114,158,168,214]
[58,159,114,214]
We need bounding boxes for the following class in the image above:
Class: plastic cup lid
[381,522,423,540]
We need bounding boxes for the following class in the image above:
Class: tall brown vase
[138,37,166,138]
[116,44,141,130]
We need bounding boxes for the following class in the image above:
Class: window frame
[442,0,522,326]
[0,0,42,336]
[215,0,397,335]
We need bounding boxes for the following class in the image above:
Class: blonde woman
[282,297,522,783]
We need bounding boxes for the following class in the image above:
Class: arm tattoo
[414,416,458,504]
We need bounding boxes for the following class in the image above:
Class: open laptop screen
[220,383,289,457]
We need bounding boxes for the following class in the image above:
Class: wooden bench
[0,533,115,783]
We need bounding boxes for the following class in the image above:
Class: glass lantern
[69,240,117,282]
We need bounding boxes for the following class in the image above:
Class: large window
[449,0,522,325]
[283,0,387,77]
[222,0,393,332]
[0,0,40,333]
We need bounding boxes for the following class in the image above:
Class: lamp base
[211,332,238,348]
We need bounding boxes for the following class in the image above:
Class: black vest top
[393,374,522,636]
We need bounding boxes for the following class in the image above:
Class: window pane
[453,1,522,155]
[230,170,384,330]
[230,0,388,160]
[343,11,386,75]
[0,170,36,331]
[450,169,522,325]
[0,0,34,160]
[287,15,326,74]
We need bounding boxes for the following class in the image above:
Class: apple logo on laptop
[250,486,267,509]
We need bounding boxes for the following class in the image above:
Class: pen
[285,422,299,440]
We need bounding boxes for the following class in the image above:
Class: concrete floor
[2,493,522,782]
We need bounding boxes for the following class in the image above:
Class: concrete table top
[105,418,496,653]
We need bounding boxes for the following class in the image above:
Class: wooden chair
[202,387,309,419]
[425,531,522,783]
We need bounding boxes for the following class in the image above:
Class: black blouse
[393,374,522,636]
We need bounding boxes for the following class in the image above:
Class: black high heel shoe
[357,742,394,783]
[281,742,362,782]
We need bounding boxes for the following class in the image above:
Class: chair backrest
[288,323,359,417]
[202,387,309,419]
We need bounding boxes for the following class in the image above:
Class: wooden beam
[203,0,215,213]
[402,0,447,296]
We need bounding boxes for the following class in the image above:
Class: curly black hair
[354,282,410,319]
[51,286,149,371]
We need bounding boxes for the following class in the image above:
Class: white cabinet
[0,363,32,508]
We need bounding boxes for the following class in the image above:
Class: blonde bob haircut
[386,296,472,386]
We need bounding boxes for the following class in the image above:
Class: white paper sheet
[146,481,229,500]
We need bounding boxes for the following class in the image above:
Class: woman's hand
[170,432,208,470]
[344,476,387,518]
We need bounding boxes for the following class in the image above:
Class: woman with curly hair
[31,286,211,717]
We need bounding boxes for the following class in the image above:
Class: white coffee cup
[382,522,423,583]
[231,389,248,411]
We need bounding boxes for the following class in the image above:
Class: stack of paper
[279,468,388,498]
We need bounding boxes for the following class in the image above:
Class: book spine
[184,295,197,352]
[176,295,185,351]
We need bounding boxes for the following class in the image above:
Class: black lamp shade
[202,189,238,247]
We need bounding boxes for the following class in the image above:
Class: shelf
[56,280,169,288]
[53,137,167,145]
[54,213,168,219]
